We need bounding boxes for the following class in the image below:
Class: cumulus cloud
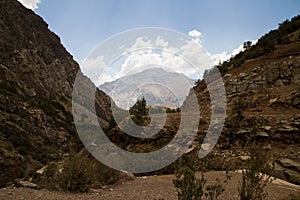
[17,0,41,10]
[188,29,202,44]
[82,29,258,86]
[209,39,258,65]
[88,33,215,85]
[155,36,169,48]
[115,35,210,83]
[81,56,107,85]
[188,30,202,38]
[125,37,153,53]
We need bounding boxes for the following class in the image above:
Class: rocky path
[0,171,299,200]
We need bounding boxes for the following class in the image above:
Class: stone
[224,73,232,78]
[262,144,272,150]
[16,180,39,190]
[201,143,211,151]
[119,170,135,181]
[274,158,300,185]
[278,158,300,172]
[27,88,37,97]
[257,131,269,138]
[36,166,47,175]
[284,169,300,185]
[239,156,250,161]
[260,126,272,131]
[236,129,250,135]
[274,79,284,86]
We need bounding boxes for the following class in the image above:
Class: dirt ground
[0,171,299,200]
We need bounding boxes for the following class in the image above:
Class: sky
[18,0,300,84]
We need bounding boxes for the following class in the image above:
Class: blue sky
[19,0,300,64]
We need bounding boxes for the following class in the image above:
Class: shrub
[173,166,206,200]
[238,142,273,200]
[230,99,245,128]
[58,152,91,192]
[205,178,225,200]
[173,149,227,200]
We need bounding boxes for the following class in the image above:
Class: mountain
[99,68,195,109]
[192,16,300,185]
[0,0,112,187]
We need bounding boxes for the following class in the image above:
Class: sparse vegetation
[205,178,225,200]
[58,152,91,192]
[173,149,227,200]
[238,142,273,200]
[173,166,206,200]
[34,151,121,192]
[230,98,245,128]
[202,15,300,78]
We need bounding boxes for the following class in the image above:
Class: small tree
[129,97,149,125]
[243,41,252,50]
[129,96,148,117]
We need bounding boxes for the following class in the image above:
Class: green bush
[58,152,91,192]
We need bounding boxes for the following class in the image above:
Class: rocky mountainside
[0,0,112,187]
[99,68,195,109]
[193,16,300,184]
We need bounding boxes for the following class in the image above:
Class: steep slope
[0,0,112,187]
[193,16,300,184]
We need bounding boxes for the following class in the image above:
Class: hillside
[193,16,300,185]
[0,0,112,187]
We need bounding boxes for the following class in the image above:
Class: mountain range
[99,68,195,109]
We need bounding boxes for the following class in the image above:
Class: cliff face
[0,0,112,186]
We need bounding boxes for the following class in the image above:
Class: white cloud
[188,30,202,38]
[96,73,114,85]
[209,51,228,65]
[81,56,107,85]
[92,34,214,85]
[17,0,41,10]
[82,30,259,86]
[209,39,258,65]
[188,29,202,44]
[155,36,169,48]
[125,37,153,53]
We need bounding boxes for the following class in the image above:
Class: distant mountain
[99,68,195,109]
